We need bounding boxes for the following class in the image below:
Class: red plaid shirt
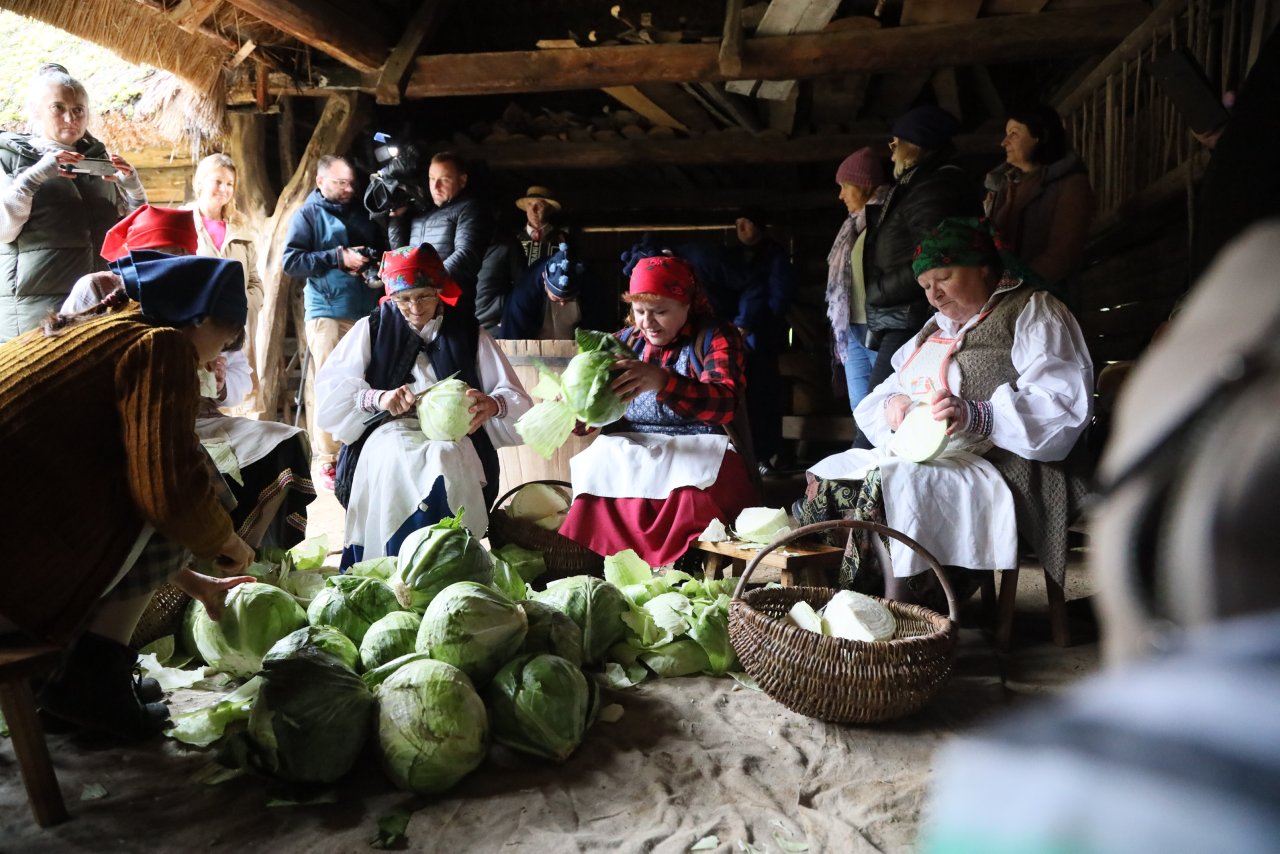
[616,320,745,425]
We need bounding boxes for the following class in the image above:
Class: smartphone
[60,157,118,177]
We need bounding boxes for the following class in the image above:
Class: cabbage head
[375,658,489,795]
[246,629,375,784]
[390,511,493,612]
[416,581,528,686]
[360,610,422,671]
[265,625,361,672]
[486,654,595,762]
[416,377,475,442]
[532,576,629,665]
[361,651,434,690]
[561,350,627,427]
[307,574,402,646]
[190,582,308,678]
[519,599,583,667]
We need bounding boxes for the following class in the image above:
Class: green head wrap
[911,217,1003,278]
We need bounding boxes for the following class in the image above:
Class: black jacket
[862,150,980,342]
[388,191,491,295]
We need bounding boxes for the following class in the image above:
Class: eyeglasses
[393,293,440,307]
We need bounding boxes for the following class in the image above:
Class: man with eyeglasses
[283,154,386,489]
[856,106,980,447]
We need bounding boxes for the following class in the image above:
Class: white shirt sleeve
[475,327,532,448]
[0,153,59,244]
[987,292,1094,462]
[315,316,376,444]
[221,349,253,407]
[853,336,917,449]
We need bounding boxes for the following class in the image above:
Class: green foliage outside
[0,10,152,131]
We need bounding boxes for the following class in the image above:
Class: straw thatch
[0,0,230,98]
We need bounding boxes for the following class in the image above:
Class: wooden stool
[986,568,1072,651]
[0,640,68,827]
[694,538,843,587]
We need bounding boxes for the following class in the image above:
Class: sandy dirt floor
[0,470,1101,852]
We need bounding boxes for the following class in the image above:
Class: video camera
[364,132,428,217]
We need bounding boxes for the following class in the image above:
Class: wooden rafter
[719,0,744,77]
[376,1,450,105]
[219,0,389,72]
[871,0,983,119]
[726,0,841,101]
[402,7,1148,98]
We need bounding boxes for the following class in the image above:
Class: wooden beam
[168,0,222,31]
[404,7,1148,98]
[450,129,998,170]
[871,0,981,119]
[219,0,389,72]
[719,0,745,77]
[727,0,841,100]
[635,84,721,132]
[376,0,450,105]
[601,87,689,132]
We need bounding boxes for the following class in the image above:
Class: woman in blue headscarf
[0,252,255,738]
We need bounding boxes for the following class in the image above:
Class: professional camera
[364,132,428,217]
[355,246,384,287]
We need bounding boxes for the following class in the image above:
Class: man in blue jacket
[283,154,384,490]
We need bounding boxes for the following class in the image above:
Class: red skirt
[560,450,755,567]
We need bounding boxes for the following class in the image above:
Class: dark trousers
[853,327,915,450]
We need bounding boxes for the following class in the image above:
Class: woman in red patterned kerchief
[559,253,756,569]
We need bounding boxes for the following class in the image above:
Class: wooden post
[255,93,372,419]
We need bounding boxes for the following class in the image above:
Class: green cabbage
[306,574,403,646]
[375,659,489,795]
[518,599,584,667]
[492,543,548,585]
[532,576,629,665]
[390,511,493,613]
[360,610,422,671]
[415,581,528,686]
[189,582,309,679]
[515,329,631,458]
[361,651,434,690]
[416,377,475,442]
[265,625,361,672]
[245,630,374,784]
[733,507,791,544]
[485,654,595,762]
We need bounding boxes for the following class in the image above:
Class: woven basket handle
[730,519,959,624]
[490,479,573,514]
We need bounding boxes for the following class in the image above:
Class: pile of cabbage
[150,519,753,801]
[515,329,632,459]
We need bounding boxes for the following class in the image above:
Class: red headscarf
[100,205,199,261]
[628,254,715,318]
[378,244,462,306]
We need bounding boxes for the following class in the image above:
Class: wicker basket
[129,582,192,650]
[728,520,958,724]
[488,479,604,584]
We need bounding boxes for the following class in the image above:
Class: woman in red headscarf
[559,254,755,567]
[316,244,532,568]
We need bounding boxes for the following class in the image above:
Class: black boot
[39,633,170,740]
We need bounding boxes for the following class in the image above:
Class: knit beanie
[835,147,887,188]
[891,105,961,150]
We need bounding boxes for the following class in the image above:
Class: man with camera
[388,151,490,311]
[283,154,385,491]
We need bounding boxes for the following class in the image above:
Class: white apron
[571,433,730,500]
[808,331,1018,577]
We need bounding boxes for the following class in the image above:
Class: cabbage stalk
[416,377,475,442]
[486,654,595,762]
[416,581,528,686]
[375,659,489,794]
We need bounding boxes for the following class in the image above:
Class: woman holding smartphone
[0,63,145,341]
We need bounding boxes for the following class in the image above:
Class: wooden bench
[693,538,844,587]
[0,640,68,827]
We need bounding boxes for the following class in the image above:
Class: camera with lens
[364,132,428,219]
[355,246,384,287]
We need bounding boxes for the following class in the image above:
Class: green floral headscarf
[912,216,1055,298]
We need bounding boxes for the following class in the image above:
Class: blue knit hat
[110,250,247,328]
[542,243,585,299]
[891,105,961,150]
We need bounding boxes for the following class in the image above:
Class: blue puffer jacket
[283,189,384,321]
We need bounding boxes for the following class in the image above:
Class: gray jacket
[388,191,491,296]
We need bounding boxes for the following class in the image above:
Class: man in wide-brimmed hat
[515,185,569,265]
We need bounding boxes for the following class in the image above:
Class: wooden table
[693,538,844,587]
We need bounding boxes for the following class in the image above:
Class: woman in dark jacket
[984,104,1096,291]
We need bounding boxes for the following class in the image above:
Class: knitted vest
[915,278,1088,585]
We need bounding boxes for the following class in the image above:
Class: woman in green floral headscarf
[793,216,1093,612]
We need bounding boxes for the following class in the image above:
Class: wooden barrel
[496,339,598,499]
